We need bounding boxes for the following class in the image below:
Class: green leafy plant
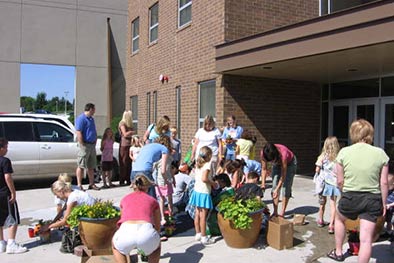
[67,200,120,229]
[217,196,265,230]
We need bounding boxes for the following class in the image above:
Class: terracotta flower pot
[78,217,119,250]
[217,210,262,248]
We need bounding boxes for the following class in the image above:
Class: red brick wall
[126,0,322,173]
[222,75,321,174]
[127,0,225,143]
[224,0,319,41]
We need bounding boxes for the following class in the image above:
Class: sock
[7,239,15,245]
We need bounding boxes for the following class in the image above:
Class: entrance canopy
[215,0,394,84]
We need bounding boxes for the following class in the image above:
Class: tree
[35,92,47,110]
[20,96,35,112]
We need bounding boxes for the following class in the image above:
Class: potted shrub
[67,200,120,250]
[217,195,265,248]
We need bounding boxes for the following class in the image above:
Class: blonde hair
[133,175,153,192]
[155,116,170,134]
[203,115,215,131]
[196,146,212,169]
[119,110,133,129]
[131,135,141,147]
[318,136,340,162]
[58,173,72,184]
[349,119,374,144]
[51,180,72,195]
[155,135,172,151]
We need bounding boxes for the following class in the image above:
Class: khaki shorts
[77,143,97,169]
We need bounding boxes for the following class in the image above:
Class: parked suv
[0,114,119,180]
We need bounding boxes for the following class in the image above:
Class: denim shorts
[271,156,297,198]
[338,191,382,222]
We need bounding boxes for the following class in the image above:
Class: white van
[0,114,119,180]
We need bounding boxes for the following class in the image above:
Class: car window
[41,117,71,129]
[3,122,35,141]
[35,122,74,142]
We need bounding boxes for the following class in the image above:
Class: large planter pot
[78,216,119,250]
[345,215,384,242]
[217,210,262,248]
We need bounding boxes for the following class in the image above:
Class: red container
[348,242,360,255]
[28,228,35,238]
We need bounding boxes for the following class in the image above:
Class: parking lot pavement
[2,176,393,263]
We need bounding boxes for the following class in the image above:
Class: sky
[20,64,75,102]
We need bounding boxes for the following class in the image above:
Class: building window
[176,86,181,138]
[149,3,159,44]
[131,17,139,54]
[198,80,216,127]
[153,91,157,123]
[130,96,138,132]
[147,92,151,125]
[320,0,376,15]
[178,0,192,28]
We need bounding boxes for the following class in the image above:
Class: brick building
[126,0,394,174]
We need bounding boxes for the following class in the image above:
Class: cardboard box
[80,248,135,263]
[293,214,306,226]
[267,216,294,250]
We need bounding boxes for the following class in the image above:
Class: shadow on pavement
[161,243,204,263]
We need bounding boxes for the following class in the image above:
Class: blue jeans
[130,170,156,198]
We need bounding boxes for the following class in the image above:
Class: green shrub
[217,196,265,230]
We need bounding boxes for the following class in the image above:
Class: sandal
[328,226,334,234]
[327,249,344,262]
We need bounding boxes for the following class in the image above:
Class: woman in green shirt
[328,119,389,262]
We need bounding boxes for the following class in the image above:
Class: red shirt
[118,191,159,226]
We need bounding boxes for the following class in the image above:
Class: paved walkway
[1,175,393,262]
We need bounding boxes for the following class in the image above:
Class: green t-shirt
[336,143,389,194]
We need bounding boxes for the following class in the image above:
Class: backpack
[60,228,82,253]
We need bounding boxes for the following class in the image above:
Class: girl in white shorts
[112,223,159,256]
[112,175,161,263]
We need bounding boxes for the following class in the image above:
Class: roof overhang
[215,0,394,83]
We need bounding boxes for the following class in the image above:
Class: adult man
[75,103,100,190]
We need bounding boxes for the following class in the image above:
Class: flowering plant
[33,219,52,236]
[163,211,176,236]
[67,200,120,229]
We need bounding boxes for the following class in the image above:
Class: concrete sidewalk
[1,175,393,263]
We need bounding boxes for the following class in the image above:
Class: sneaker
[194,233,201,241]
[201,236,215,245]
[6,242,27,254]
[0,240,6,253]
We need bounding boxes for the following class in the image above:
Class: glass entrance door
[330,98,378,146]
[380,98,394,165]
